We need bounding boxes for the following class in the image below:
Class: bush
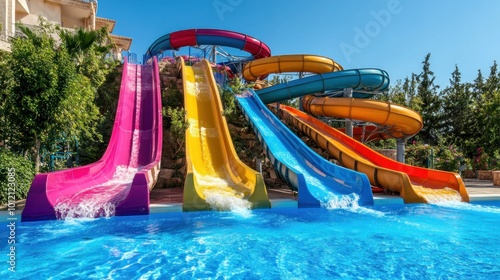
[434,145,464,172]
[406,142,465,172]
[405,143,431,168]
[0,149,35,204]
[165,107,189,145]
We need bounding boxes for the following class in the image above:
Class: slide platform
[22,58,163,221]
[180,58,270,211]
[236,90,374,208]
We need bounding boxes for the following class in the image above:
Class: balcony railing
[0,32,14,43]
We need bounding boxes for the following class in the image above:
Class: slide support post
[343,88,353,137]
[397,137,405,163]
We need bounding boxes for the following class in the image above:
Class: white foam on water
[322,193,386,217]
[55,200,116,220]
[196,173,253,218]
[433,200,500,214]
[413,186,463,204]
[204,192,253,218]
[55,165,141,219]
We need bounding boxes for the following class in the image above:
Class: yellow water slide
[180,58,270,211]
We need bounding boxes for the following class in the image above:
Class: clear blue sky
[97,0,500,88]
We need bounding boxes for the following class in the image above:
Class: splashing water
[55,166,141,219]
[204,191,253,218]
[321,193,385,217]
[55,200,117,220]
[437,201,500,214]
[194,173,253,217]
[321,193,360,210]
[413,185,463,204]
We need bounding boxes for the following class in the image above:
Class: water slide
[280,105,469,203]
[22,58,163,221]
[180,58,270,211]
[144,28,271,63]
[236,90,374,207]
[243,55,469,203]
[144,29,272,210]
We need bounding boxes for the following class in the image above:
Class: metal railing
[0,31,14,43]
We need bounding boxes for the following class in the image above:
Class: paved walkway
[463,178,500,195]
[149,178,500,209]
[3,178,499,213]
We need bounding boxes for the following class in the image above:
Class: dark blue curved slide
[236,90,374,208]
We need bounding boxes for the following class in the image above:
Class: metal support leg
[343,88,353,138]
[397,138,405,163]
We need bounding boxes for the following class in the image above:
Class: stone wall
[376,149,397,161]
[155,61,185,189]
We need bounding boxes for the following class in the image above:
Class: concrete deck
[3,178,499,215]
[149,178,500,212]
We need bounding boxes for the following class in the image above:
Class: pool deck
[3,179,500,215]
[149,178,500,213]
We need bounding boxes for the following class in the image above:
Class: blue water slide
[257,68,390,103]
[236,90,374,207]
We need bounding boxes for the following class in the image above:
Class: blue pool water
[2,201,500,279]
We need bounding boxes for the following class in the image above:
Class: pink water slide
[22,58,163,221]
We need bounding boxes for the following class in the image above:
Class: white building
[0,0,131,56]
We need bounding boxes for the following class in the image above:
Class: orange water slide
[280,105,469,203]
[243,54,343,80]
[302,95,423,139]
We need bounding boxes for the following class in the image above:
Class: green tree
[0,50,13,145]
[4,23,103,173]
[483,61,499,97]
[6,28,61,172]
[59,27,116,88]
[0,148,35,204]
[480,62,500,156]
[415,53,442,145]
[379,74,421,112]
[441,65,474,151]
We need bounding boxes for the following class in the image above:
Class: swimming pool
[3,201,500,279]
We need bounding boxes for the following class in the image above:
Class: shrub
[405,143,431,168]
[434,145,464,172]
[406,143,465,172]
[165,107,189,145]
[0,149,35,204]
[472,147,490,171]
